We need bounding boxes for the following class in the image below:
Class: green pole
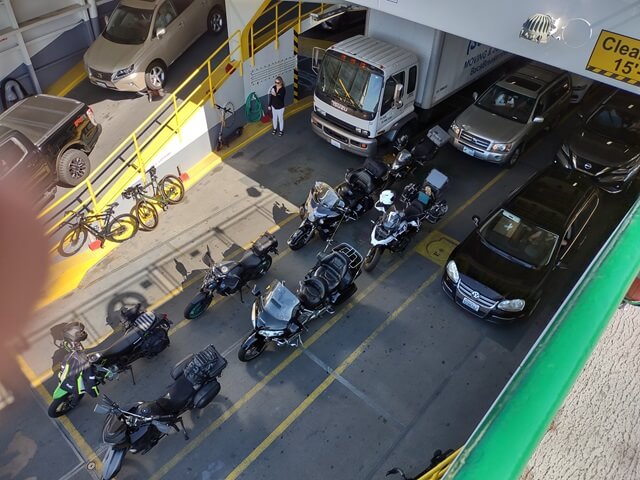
[445,199,640,480]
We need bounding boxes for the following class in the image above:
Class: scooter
[238,243,363,361]
[95,343,227,480]
[48,305,171,418]
[183,232,279,319]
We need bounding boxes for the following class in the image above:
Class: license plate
[462,296,480,311]
[330,139,341,149]
[462,146,476,157]
[95,81,107,88]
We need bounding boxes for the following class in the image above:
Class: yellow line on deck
[225,269,442,480]
[45,60,87,97]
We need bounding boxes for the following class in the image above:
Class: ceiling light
[519,13,559,44]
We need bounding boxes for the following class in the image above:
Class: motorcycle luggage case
[193,379,221,409]
[183,344,228,386]
[251,233,278,256]
[424,169,448,196]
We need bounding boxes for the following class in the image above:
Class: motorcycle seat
[156,375,194,414]
[347,170,375,195]
[363,157,389,180]
[315,265,342,291]
[317,251,348,277]
[86,329,138,359]
[298,277,327,309]
[239,251,262,270]
[405,199,426,222]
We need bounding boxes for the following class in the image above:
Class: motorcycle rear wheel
[238,335,266,362]
[48,393,83,418]
[184,292,214,319]
[363,247,382,272]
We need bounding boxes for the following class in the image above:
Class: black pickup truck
[0,94,101,205]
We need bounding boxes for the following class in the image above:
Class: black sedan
[555,89,640,193]
[442,166,599,321]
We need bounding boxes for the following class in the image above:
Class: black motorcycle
[183,232,279,319]
[388,125,449,183]
[48,305,171,418]
[238,243,363,361]
[287,158,389,250]
[95,344,227,480]
[363,169,449,272]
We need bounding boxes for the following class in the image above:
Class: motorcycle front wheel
[47,393,84,418]
[184,292,214,319]
[363,247,382,272]
[238,334,267,362]
[102,446,127,480]
[287,226,314,251]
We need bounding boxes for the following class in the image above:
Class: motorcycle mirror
[152,420,174,434]
[472,215,480,227]
[94,404,112,415]
[202,245,214,267]
[251,284,261,296]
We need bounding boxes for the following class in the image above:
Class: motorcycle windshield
[382,209,404,230]
[256,281,300,330]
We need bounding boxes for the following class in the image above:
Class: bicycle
[214,102,235,151]
[122,166,185,230]
[58,203,139,257]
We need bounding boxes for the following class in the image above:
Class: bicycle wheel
[159,175,185,204]
[222,101,235,129]
[58,227,88,257]
[107,214,139,243]
[132,200,159,231]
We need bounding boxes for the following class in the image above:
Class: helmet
[63,322,87,344]
[120,304,141,322]
[379,190,395,206]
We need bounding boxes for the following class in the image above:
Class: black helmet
[120,304,141,321]
[63,323,87,343]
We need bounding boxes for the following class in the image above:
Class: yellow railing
[39,30,243,236]
[417,449,461,480]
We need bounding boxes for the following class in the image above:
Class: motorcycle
[238,243,363,362]
[183,232,279,319]
[388,125,449,183]
[48,305,171,418]
[95,343,227,480]
[363,169,449,272]
[287,158,390,250]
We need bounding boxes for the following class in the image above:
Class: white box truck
[311,31,510,156]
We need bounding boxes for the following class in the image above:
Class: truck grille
[89,68,113,81]
[458,281,497,309]
[325,128,349,144]
[460,131,490,150]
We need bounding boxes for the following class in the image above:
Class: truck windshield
[103,6,153,45]
[476,85,536,124]
[317,52,383,116]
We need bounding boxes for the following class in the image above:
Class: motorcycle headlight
[497,298,526,312]
[445,260,459,283]
[491,142,513,152]
[88,352,101,363]
[450,120,461,137]
[258,329,285,338]
[113,64,135,80]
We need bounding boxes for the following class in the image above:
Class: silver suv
[84,0,225,92]
[449,62,572,166]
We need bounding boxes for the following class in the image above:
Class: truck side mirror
[533,116,545,124]
[393,84,404,108]
[312,47,325,74]
[472,215,480,227]
[472,91,479,101]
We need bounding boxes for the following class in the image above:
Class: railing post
[297,2,301,32]
[132,135,145,184]
[208,60,214,106]
[275,3,279,50]
[172,94,181,143]
[250,25,255,67]
[86,180,99,215]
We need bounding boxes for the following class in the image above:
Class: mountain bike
[122,166,185,230]
[214,102,235,151]
[58,203,139,257]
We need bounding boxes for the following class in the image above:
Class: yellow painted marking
[45,61,87,97]
[16,355,102,470]
[415,230,459,267]
[225,269,441,480]
[586,30,640,86]
[150,258,408,480]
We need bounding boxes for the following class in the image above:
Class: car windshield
[103,5,153,45]
[476,85,536,123]
[587,100,640,145]
[312,181,340,208]
[317,52,383,115]
[479,209,559,267]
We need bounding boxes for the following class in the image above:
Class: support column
[293,27,300,101]
[4,0,42,93]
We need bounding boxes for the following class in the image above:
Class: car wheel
[207,6,225,35]
[145,61,166,91]
[506,146,522,168]
[57,148,91,186]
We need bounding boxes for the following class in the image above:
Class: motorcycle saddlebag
[141,328,170,358]
[193,379,221,409]
[183,344,227,386]
[251,232,278,256]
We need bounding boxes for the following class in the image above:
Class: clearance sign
[586,30,640,86]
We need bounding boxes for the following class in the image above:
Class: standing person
[268,76,286,136]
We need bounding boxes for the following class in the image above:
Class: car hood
[456,105,526,144]
[452,232,547,299]
[567,129,640,168]
[84,35,145,73]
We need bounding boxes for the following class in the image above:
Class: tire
[58,227,88,257]
[48,393,83,418]
[133,200,158,231]
[238,334,266,362]
[184,292,214,319]
[107,214,138,243]
[57,149,91,187]
[363,247,382,272]
[287,226,314,251]
[159,175,185,204]
[506,146,522,168]
[207,5,226,35]
[221,101,235,129]
[102,447,127,480]
[145,61,167,91]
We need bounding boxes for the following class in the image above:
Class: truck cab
[311,35,418,157]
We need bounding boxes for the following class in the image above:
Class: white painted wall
[225,0,266,61]
[350,0,640,93]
